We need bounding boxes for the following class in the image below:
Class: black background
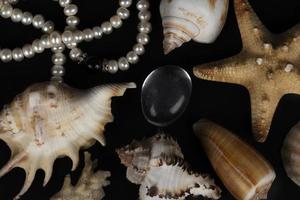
[0,0,300,199]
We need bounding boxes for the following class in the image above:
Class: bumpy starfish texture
[194,0,300,142]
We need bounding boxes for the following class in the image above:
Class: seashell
[117,133,222,200]
[51,152,111,200]
[0,81,135,199]
[282,121,300,186]
[193,119,276,200]
[160,0,229,54]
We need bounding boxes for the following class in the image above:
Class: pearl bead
[59,0,71,7]
[101,21,113,34]
[8,0,18,4]
[66,16,79,26]
[92,26,103,39]
[51,44,65,53]
[126,51,139,64]
[117,7,130,19]
[12,48,24,62]
[50,31,62,46]
[137,33,149,45]
[22,44,35,58]
[137,0,149,11]
[62,30,74,44]
[40,34,51,48]
[21,12,33,25]
[1,4,13,18]
[52,53,66,65]
[42,21,55,33]
[32,39,44,53]
[119,0,132,8]
[51,65,65,76]
[133,43,145,55]
[69,48,82,61]
[0,49,12,63]
[83,28,94,42]
[73,30,84,42]
[118,57,129,71]
[110,15,122,29]
[138,10,151,21]
[138,22,151,33]
[32,14,45,28]
[64,4,78,16]
[106,60,119,74]
[51,75,63,83]
[11,8,23,22]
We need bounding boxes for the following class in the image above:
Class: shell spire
[0,82,135,199]
[193,119,276,200]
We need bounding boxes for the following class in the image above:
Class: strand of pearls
[0,0,151,82]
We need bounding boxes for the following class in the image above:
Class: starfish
[193,0,300,142]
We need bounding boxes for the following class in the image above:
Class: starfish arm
[281,72,300,95]
[193,54,252,85]
[248,87,281,142]
[234,0,273,53]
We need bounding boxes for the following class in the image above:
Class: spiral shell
[117,133,221,200]
[160,0,229,54]
[282,121,300,187]
[0,82,135,199]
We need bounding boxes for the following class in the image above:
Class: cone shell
[51,152,111,200]
[193,119,276,200]
[117,133,221,200]
[0,82,135,199]
[160,0,229,54]
[282,121,300,186]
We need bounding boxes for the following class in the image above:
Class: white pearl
[73,30,84,42]
[133,43,145,55]
[117,7,130,19]
[126,51,139,64]
[138,10,151,21]
[42,21,55,33]
[32,39,44,53]
[12,48,24,62]
[51,75,63,83]
[0,49,12,63]
[40,34,51,48]
[107,60,119,74]
[1,4,13,18]
[137,33,149,45]
[51,44,65,53]
[8,0,18,4]
[22,44,35,58]
[62,30,74,44]
[52,53,66,65]
[118,57,129,71]
[69,48,82,61]
[50,31,62,46]
[32,14,45,28]
[59,0,71,7]
[101,21,113,34]
[21,12,33,25]
[66,42,77,49]
[137,0,149,11]
[138,22,151,33]
[51,65,65,76]
[92,26,103,39]
[66,16,79,26]
[119,0,132,8]
[83,28,94,41]
[11,8,23,22]
[64,4,78,16]
[110,15,122,29]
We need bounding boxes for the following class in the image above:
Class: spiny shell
[160,0,229,54]
[51,152,110,200]
[193,119,276,200]
[0,82,135,199]
[282,121,300,186]
[117,133,221,200]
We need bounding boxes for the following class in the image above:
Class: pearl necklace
[0,0,151,82]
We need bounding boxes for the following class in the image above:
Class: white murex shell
[282,121,300,187]
[117,134,221,200]
[160,0,229,54]
[0,82,136,199]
